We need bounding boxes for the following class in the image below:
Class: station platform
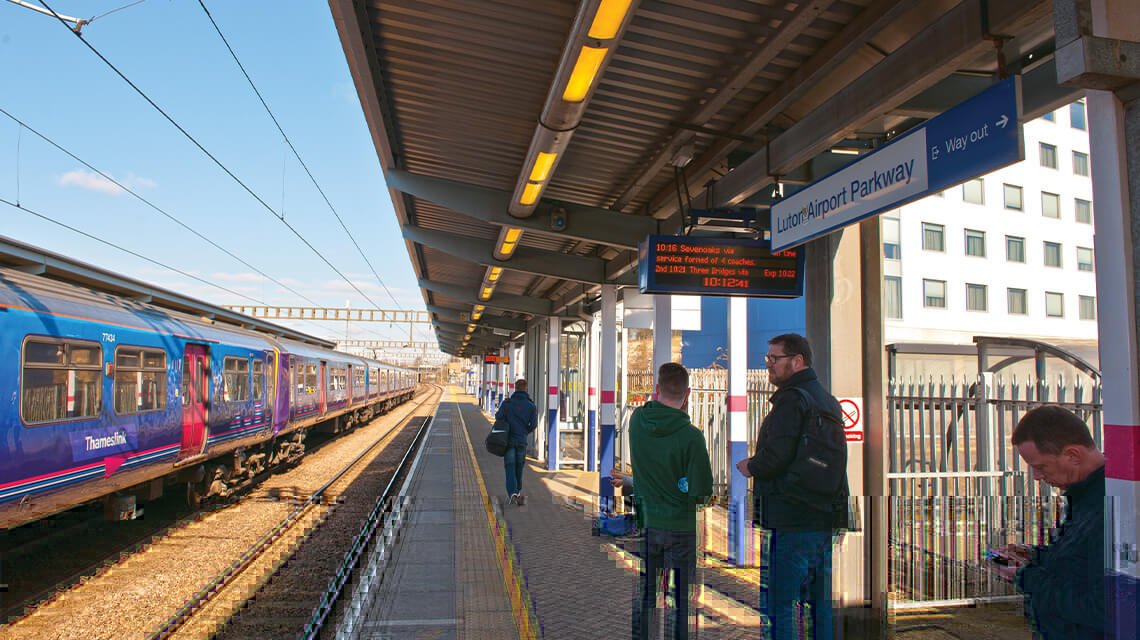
[357,387,1037,639]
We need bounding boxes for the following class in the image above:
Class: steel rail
[146,386,440,640]
[301,387,440,638]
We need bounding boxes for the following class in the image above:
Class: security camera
[551,206,568,232]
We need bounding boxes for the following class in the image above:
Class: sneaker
[508,493,519,505]
[515,494,526,505]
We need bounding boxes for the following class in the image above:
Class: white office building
[882,100,1098,357]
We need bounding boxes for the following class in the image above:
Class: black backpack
[485,399,511,457]
[776,387,849,515]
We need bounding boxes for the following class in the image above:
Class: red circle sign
[838,399,860,430]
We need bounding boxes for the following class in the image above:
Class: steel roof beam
[386,169,659,251]
[403,224,636,286]
[418,278,553,316]
[425,304,529,331]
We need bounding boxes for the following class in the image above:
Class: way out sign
[837,397,863,442]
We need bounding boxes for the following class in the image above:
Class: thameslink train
[0,267,416,530]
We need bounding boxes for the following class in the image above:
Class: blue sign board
[771,76,1023,251]
[638,235,805,298]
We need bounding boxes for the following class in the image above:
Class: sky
[0,0,434,348]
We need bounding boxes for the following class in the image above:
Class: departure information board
[637,235,804,298]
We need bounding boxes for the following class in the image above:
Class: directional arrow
[996,114,1009,128]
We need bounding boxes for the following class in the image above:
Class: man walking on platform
[630,362,714,640]
[736,333,848,640]
[496,379,537,505]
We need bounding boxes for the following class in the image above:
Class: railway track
[0,386,442,640]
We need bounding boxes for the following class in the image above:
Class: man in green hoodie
[630,362,714,640]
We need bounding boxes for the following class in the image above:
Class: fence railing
[615,368,1102,605]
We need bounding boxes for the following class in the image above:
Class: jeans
[634,528,699,640]
[766,530,836,640]
[504,443,526,496]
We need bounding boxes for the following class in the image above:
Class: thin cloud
[56,169,157,195]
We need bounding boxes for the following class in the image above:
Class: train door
[179,344,210,460]
[272,351,289,434]
[347,364,354,404]
[319,361,327,413]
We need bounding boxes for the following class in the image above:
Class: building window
[1077,246,1094,272]
[1070,101,1087,130]
[1041,191,1061,218]
[923,279,947,309]
[1075,198,1092,224]
[1079,295,1097,320]
[114,347,167,414]
[1006,235,1025,263]
[1073,151,1089,176]
[1046,292,1065,317]
[922,222,945,252]
[223,356,250,402]
[1044,241,1063,268]
[966,283,988,311]
[885,276,902,319]
[21,339,102,424]
[1003,184,1023,210]
[882,215,901,261]
[965,229,986,257]
[1007,288,1028,315]
[1042,110,1055,122]
[963,179,984,204]
[1040,143,1058,169]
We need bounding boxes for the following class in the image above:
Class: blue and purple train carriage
[0,265,416,530]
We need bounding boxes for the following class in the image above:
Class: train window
[305,364,317,390]
[330,367,347,391]
[353,368,365,391]
[114,347,167,414]
[252,360,265,401]
[21,338,103,424]
[223,357,250,402]
[183,356,193,399]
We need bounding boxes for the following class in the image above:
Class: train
[0,266,417,530]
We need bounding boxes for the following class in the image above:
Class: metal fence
[615,368,1102,606]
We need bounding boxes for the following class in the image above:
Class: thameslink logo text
[85,432,128,451]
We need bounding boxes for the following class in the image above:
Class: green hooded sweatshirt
[628,401,714,532]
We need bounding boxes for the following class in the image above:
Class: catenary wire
[197,0,403,311]
[35,0,393,319]
[0,106,322,308]
[0,196,264,304]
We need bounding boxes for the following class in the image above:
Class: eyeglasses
[765,353,795,363]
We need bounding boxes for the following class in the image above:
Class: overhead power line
[0,106,321,307]
[197,0,403,311]
[34,0,391,318]
[0,196,264,304]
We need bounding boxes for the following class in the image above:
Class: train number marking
[101,332,116,343]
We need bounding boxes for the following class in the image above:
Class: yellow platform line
[453,388,541,640]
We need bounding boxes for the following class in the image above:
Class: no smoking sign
[837,397,863,442]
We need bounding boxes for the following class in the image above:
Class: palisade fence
[615,368,1102,605]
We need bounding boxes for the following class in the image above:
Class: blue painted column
[546,316,560,470]
[598,285,617,512]
[586,311,599,472]
[728,296,753,565]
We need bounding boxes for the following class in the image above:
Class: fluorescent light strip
[562,46,608,103]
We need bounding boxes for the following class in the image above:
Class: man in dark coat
[991,405,1106,639]
[735,333,846,640]
[496,379,538,505]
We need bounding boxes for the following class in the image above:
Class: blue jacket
[496,390,538,446]
[1015,465,1106,639]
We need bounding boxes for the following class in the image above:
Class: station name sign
[771,75,1023,251]
[638,235,804,298]
[484,355,510,364]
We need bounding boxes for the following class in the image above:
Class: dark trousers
[766,530,836,640]
[634,528,699,640]
[503,443,526,496]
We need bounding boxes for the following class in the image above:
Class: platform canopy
[330,0,1080,357]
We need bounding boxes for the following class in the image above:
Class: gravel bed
[212,408,436,638]
[0,390,434,640]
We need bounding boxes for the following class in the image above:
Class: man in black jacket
[990,405,1106,639]
[496,379,538,505]
[735,333,845,640]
